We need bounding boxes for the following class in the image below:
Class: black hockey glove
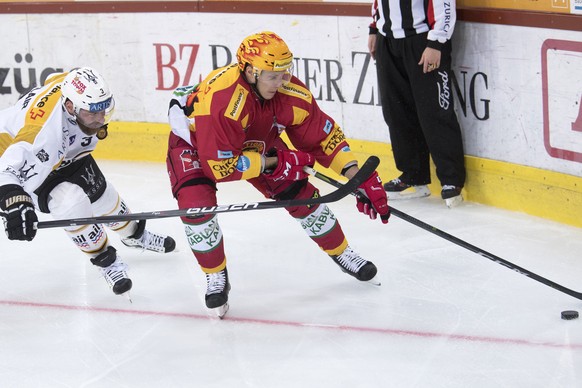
[0,184,38,241]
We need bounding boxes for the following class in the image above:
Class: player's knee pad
[90,183,137,237]
[47,182,110,254]
[90,180,124,216]
[284,182,321,219]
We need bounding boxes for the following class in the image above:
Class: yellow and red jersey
[168,64,356,183]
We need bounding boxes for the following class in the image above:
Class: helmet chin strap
[76,117,108,139]
[242,65,267,102]
[251,74,266,102]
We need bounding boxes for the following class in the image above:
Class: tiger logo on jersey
[242,140,266,154]
[180,149,200,172]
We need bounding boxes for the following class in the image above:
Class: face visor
[255,66,294,87]
[74,97,115,130]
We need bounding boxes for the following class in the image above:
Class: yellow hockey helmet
[236,31,294,77]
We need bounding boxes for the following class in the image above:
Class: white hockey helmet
[61,67,115,123]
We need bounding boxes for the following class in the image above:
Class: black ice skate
[441,185,463,208]
[330,246,380,285]
[91,246,133,298]
[205,268,231,319]
[383,177,430,200]
[122,220,176,253]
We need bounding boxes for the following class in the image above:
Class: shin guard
[183,214,226,272]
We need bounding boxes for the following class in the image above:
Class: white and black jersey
[0,72,100,206]
[370,0,456,47]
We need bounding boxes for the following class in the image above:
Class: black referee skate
[205,268,231,319]
[383,177,430,200]
[122,220,176,253]
[90,246,133,297]
[441,185,463,208]
[330,246,380,285]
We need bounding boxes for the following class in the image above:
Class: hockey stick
[35,156,380,230]
[306,167,582,301]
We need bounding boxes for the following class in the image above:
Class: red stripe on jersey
[427,0,435,29]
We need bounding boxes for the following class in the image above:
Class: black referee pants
[375,32,466,187]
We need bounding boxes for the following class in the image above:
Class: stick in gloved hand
[355,171,390,224]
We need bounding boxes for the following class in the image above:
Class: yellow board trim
[93,121,170,162]
[93,121,582,229]
[458,0,571,13]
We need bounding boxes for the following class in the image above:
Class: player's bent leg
[177,184,230,317]
[91,181,176,253]
[90,246,132,295]
[286,183,379,283]
[182,214,230,312]
[168,137,229,316]
[47,182,132,296]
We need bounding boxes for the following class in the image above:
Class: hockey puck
[561,310,579,320]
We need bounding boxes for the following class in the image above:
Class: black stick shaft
[307,168,582,301]
[36,156,379,230]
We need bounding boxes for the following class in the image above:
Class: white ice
[1,160,581,388]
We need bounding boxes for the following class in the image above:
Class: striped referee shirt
[369,0,456,49]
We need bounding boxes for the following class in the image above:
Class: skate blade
[445,194,463,208]
[365,277,381,286]
[387,185,430,200]
[121,291,133,303]
[213,303,229,319]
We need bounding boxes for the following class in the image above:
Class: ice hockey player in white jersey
[0,67,176,297]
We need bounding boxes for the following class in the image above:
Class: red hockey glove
[0,185,38,241]
[266,149,315,182]
[356,171,390,224]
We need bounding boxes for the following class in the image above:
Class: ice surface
[0,160,580,388]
